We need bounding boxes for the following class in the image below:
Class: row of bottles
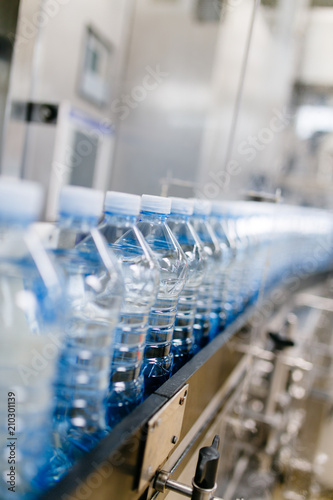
[0,178,333,498]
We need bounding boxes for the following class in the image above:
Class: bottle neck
[139,210,168,222]
[211,213,225,221]
[168,212,190,223]
[192,213,208,221]
[103,211,137,227]
[58,213,99,231]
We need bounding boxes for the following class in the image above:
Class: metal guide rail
[39,273,329,500]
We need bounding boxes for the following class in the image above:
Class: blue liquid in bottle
[45,186,124,484]
[210,202,234,330]
[137,195,187,395]
[99,191,158,428]
[0,179,64,499]
[167,197,205,368]
[190,199,223,345]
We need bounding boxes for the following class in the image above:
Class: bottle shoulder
[190,219,222,260]
[49,227,124,290]
[138,222,187,269]
[0,226,65,329]
[210,219,232,247]
[137,220,187,259]
[167,219,206,273]
[136,220,188,291]
[0,226,61,279]
[167,219,200,247]
[100,222,157,265]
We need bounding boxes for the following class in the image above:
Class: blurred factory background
[1,0,333,218]
[1,3,333,500]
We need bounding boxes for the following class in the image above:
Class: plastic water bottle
[167,197,205,369]
[210,202,234,329]
[232,202,270,308]
[137,195,187,395]
[225,204,250,315]
[98,191,159,428]
[0,179,63,499]
[240,208,264,306]
[190,199,223,345]
[47,186,124,474]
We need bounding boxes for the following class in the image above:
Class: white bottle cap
[192,199,212,216]
[104,191,141,216]
[59,186,104,219]
[141,195,171,215]
[169,197,193,216]
[0,177,43,221]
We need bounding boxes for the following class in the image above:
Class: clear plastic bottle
[232,202,271,308]
[167,197,205,371]
[241,207,265,306]
[210,202,234,330]
[137,195,187,395]
[0,179,64,499]
[226,204,251,316]
[190,199,223,346]
[48,186,124,473]
[98,191,159,428]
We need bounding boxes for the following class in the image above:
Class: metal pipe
[166,478,193,497]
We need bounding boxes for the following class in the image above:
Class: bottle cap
[59,186,104,219]
[169,197,193,216]
[104,191,140,216]
[141,195,171,215]
[192,198,212,216]
[0,177,43,221]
